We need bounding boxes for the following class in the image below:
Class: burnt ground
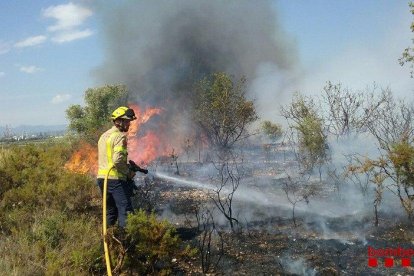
[131,154,414,275]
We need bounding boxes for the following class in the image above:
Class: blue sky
[0,1,412,127]
[0,1,101,126]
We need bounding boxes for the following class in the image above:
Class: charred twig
[195,206,224,273]
[210,159,241,231]
[281,172,317,227]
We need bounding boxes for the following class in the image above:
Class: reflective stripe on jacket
[97,126,129,180]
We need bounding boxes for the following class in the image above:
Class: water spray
[147,171,372,244]
[154,171,216,191]
[153,171,288,208]
[151,171,367,219]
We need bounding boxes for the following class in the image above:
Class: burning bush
[64,140,98,175]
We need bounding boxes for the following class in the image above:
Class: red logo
[402,258,411,267]
[368,258,378,267]
[384,258,394,267]
[368,246,413,268]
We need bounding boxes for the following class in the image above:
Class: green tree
[281,93,329,172]
[348,95,414,221]
[66,84,129,141]
[368,96,414,220]
[193,72,258,152]
[261,120,283,142]
[399,2,414,77]
[193,72,256,233]
[389,140,414,218]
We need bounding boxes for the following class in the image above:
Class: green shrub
[0,142,104,274]
[0,142,99,212]
[0,143,72,198]
[0,142,194,275]
[0,209,103,275]
[123,210,195,275]
[1,167,98,214]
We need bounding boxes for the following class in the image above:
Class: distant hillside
[0,124,67,137]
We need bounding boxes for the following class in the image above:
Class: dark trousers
[97,178,134,228]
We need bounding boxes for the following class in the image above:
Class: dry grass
[0,147,11,166]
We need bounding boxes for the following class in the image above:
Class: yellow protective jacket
[97,126,129,180]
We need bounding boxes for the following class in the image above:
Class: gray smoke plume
[93,0,298,147]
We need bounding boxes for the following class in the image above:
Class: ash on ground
[131,144,414,275]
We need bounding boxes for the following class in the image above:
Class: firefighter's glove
[127,169,136,180]
[128,160,149,174]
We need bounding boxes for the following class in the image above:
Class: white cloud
[51,93,72,104]
[42,2,94,43]
[0,41,11,54]
[14,35,47,48]
[9,3,94,49]
[19,65,43,74]
[51,28,93,43]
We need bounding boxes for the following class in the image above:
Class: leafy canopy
[281,93,329,171]
[261,120,283,142]
[66,84,129,141]
[193,72,258,151]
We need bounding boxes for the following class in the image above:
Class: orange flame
[128,131,162,165]
[128,104,165,165]
[64,142,98,175]
[65,103,165,175]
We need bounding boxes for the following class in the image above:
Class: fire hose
[103,166,114,276]
[102,161,148,276]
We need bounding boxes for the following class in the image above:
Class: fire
[128,104,162,136]
[128,104,165,165]
[64,142,98,175]
[128,132,162,165]
[65,103,165,175]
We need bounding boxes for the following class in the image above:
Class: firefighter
[97,106,137,228]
